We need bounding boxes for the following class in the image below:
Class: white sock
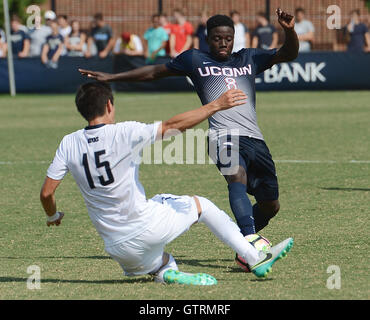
[197,196,260,266]
[154,254,178,283]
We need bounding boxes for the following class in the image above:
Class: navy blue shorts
[210,135,279,202]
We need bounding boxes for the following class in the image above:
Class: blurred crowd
[0,7,369,68]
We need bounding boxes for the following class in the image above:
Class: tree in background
[0,0,46,28]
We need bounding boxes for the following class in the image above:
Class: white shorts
[105,194,199,276]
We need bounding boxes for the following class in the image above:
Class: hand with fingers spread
[276,8,295,30]
[212,89,248,111]
[78,69,113,82]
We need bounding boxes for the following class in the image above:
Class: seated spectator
[28,10,54,57]
[194,11,209,52]
[252,12,278,50]
[294,7,315,52]
[143,14,169,63]
[57,15,71,38]
[0,28,7,58]
[64,20,87,57]
[114,32,143,56]
[169,9,193,57]
[345,9,370,52]
[41,20,64,68]
[230,10,250,52]
[10,15,30,58]
[86,13,115,59]
[159,13,172,55]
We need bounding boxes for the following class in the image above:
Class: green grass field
[0,91,369,300]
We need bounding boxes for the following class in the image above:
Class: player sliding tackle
[40,83,293,284]
[79,9,299,272]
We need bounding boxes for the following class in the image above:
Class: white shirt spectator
[294,20,315,52]
[0,28,6,57]
[28,25,52,57]
[233,22,249,52]
[59,25,72,38]
[114,35,143,54]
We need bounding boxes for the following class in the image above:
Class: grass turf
[0,91,369,299]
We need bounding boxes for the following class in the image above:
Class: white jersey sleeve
[47,136,69,180]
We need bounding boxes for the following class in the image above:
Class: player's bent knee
[258,200,280,218]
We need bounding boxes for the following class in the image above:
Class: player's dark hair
[57,14,68,20]
[75,82,114,121]
[295,7,305,14]
[257,11,267,19]
[152,14,160,20]
[173,8,184,16]
[350,9,360,16]
[230,10,240,17]
[94,13,103,21]
[207,15,235,35]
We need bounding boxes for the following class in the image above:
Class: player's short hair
[295,7,305,14]
[11,14,21,23]
[230,10,240,17]
[257,11,267,19]
[57,14,68,20]
[75,82,114,121]
[350,9,360,16]
[207,15,235,35]
[173,8,184,16]
[94,13,104,21]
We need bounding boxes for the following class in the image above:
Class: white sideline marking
[0,160,369,165]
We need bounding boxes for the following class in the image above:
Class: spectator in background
[57,15,71,38]
[10,15,30,58]
[0,28,7,58]
[230,10,250,52]
[194,10,209,52]
[64,20,87,57]
[294,8,315,52]
[86,13,115,59]
[169,9,193,58]
[41,20,64,68]
[252,12,278,49]
[345,9,370,52]
[28,10,54,57]
[144,14,169,63]
[159,13,172,55]
[114,32,144,56]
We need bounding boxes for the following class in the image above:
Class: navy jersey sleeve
[165,49,194,76]
[251,48,277,75]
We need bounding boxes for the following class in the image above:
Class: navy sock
[228,182,255,236]
[253,204,269,232]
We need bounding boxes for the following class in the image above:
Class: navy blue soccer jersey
[45,34,64,59]
[166,48,277,140]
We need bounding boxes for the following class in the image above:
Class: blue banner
[0,56,113,93]
[0,52,369,93]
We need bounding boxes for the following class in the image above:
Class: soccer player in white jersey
[40,82,293,284]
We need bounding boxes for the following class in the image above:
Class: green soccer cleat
[250,238,294,278]
[163,269,218,286]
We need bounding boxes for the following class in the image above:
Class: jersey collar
[85,124,106,130]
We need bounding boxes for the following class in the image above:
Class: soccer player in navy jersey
[80,8,299,271]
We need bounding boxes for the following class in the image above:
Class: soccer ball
[246,234,272,253]
[235,235,272,272]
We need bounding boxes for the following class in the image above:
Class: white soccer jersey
[47,121,161,247]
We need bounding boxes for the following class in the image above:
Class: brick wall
[49,0,369,51]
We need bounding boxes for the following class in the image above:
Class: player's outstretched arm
[40,177,64,227]
[79,64,177,82]
[270,8,299,65]
[158,89,247,139]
